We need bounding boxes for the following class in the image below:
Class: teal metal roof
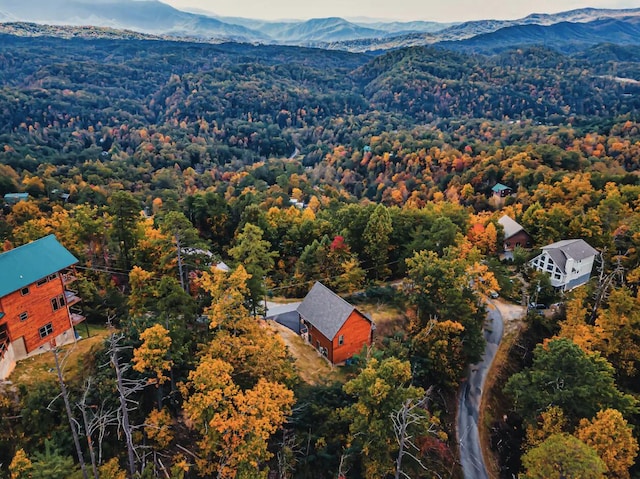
[491,183,511,192]
[3,193,29,201]
[0,235,78,298]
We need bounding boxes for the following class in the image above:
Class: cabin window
[36,278,48,287]
[19,311,28,321]
[39,323,53,338]
[51,295,66,311]
[20,287,30,296]
[338,335,344,346]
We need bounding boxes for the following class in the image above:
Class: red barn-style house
[498,215,533,252]
[297,282,374,365]
[0,235,84,379]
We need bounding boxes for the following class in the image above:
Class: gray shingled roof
[297,282,368,340]
[542,239,599,273]
[498,215,525,240]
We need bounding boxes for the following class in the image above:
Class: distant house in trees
[498,215,532,251]
[3,193,29,205]
[0,235,84,379]
[529,239,599,291]
[297,282,374,365]
[289,198,306,209]
[491,183,513,198]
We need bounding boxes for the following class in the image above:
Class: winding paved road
[457,302,504,479]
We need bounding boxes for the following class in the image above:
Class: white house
[529,239,599,291]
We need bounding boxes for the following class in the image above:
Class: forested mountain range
[1,16,640,479]
[1,0,640,51]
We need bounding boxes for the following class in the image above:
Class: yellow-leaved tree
[524,405,567,449]
[133,324,173,386]
[144,408,174,450]
[198,265,251,330]
[9,449,32,479]
[180,357,294,478]
[575,409,639,479]
[182,265,296,477]
[555,288,602,353]
[128,266,156,318]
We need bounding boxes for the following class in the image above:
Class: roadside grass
[10,323,110,387]
[479,314,526,479]
[268,296,303,304]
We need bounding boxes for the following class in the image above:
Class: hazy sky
[162,0,639,22]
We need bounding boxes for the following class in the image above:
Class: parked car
[489,290,499,299]
[528,302,547,310]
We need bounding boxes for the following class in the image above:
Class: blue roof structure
[491,183,511,192]
[3,193,29,204]
[0,235,78,298]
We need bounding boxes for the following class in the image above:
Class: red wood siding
[307,324,334,363]
[332,311,372,364]
[0,274,73,353]
[504,231,532,251]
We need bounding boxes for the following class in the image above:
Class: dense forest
[0,32,639,479]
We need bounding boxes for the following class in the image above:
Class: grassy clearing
[357,302,408,342]
[10,323,110,387]
[268,321,343,385]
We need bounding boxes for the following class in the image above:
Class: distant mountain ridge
[1,1,640,53]
[327,7,640,51]
[442,16,640,54]
[0,0,269,41]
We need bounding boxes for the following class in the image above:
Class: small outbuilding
[297,282,373,365]
[491,183,513,198]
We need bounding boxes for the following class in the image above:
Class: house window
[39,323,53,338]
[47,273,58,281]
[51,295,66,312]
[554,274,561,280]
[37,278,48,287]
[316,340,320,349]
[19,311,28,321]
[20,287,30,296]
[338,335,344,346]
[547,264,554,272]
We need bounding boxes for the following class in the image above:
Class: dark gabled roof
[498,215,526,239]
[542,239,599,273]
[0,235,78,298]
[297,282,370,340]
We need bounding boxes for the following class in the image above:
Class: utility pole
[175,232,185,292]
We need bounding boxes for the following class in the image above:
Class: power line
[267,259,402,292]
[75,256,404,294]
